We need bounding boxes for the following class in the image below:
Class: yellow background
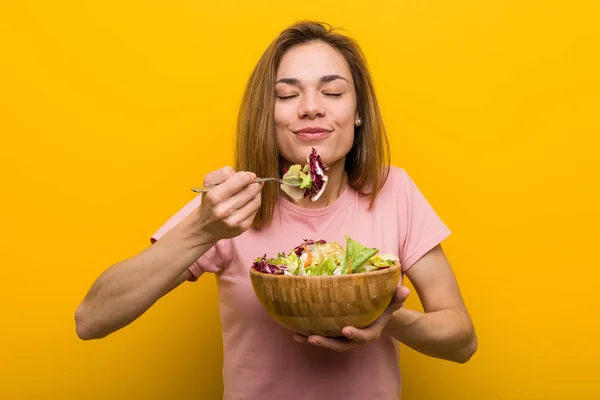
[1,1,599,399]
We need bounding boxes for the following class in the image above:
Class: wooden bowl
[249,262,402,337]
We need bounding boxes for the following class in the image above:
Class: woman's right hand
[197,166,264,242]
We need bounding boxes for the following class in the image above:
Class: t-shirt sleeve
[150,195,231,281]
[397,169,451,272]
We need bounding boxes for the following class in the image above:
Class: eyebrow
[275,75,349,86]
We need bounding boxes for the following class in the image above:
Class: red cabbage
[304,148,329,200]
[252,255,287,275]
[293,239,327,256]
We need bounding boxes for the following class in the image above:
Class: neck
[285,159,348,209]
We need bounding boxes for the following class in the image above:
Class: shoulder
[372,166,432,212]
[378,165,410,196]
[387,165,408,183]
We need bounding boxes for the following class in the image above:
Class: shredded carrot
[302,245,313,267]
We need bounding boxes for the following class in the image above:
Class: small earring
[355,117,362,126]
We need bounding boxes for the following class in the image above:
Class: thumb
[389,286,410,311]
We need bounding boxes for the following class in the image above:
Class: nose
[297,92,325,119]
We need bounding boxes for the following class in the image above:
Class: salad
[251,235,400,276]
[280,148,329,201]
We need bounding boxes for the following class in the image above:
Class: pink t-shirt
[151,166,450,400]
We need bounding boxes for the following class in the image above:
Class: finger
[390,286,410,309]
[218,177,263,216]
[367,287,410,329]
[341,313,393,345]
[236,206,260,231]
[340,287,410,345]
[293,334,309,344]
[304,335,360,352]
[294,333,351,350]
[206,171,256,205]
[203,166,235,186]
[294,334,359,351]
[224,185,264,227]
[341,326,377,345]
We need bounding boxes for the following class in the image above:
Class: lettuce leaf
[307,258,337,276]
[282,164,307,187]
[343,235,380,274]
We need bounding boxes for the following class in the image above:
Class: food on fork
[280,148,329,201]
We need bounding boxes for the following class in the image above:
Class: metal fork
[191,177,300,193]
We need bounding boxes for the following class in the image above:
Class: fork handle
[191,177,292,193]
[191,178,264,193]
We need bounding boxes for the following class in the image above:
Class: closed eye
[276,93,342,99]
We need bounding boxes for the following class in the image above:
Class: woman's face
[274,41,358,169]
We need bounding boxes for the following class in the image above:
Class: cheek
[274,103,295,157]
[331,94,356,122]
[333,102,357,137]
[274,102,294,129]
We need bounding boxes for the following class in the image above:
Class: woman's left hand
[293,285,410,351]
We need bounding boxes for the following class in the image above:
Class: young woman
[75,21,477,399]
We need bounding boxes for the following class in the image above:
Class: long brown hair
[235,21,390,229]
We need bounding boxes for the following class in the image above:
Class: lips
[294,127,333,140]
[295,127,332,134]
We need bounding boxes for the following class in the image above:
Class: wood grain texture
[249,262,402,337]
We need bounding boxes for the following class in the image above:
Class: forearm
[384,307,477,363]
[75,212,214,339]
